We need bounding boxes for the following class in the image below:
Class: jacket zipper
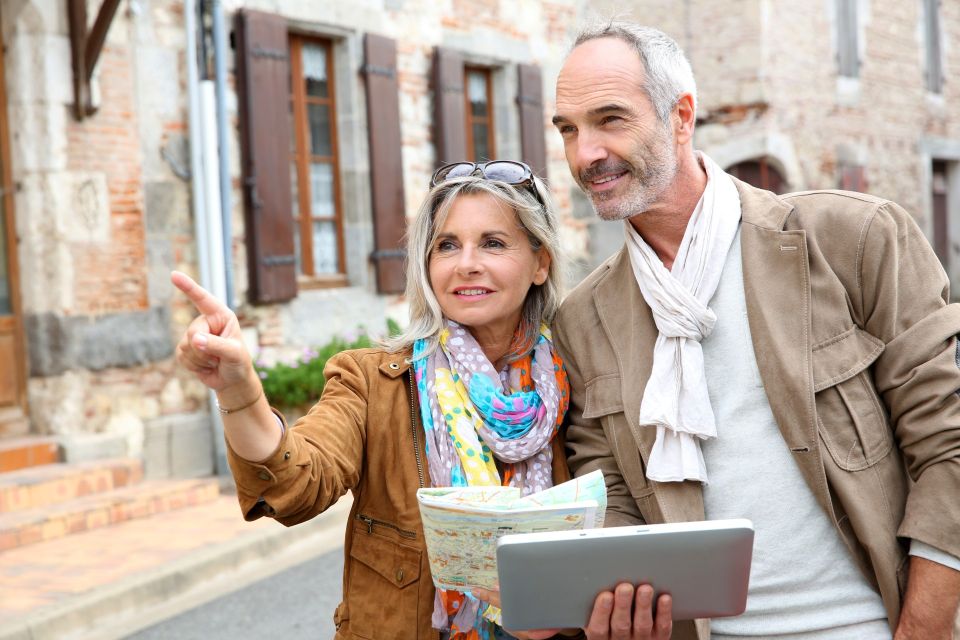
[357,513,417,539]
[408,370,425,488]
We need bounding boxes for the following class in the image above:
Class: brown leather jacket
[555,180,960,640]
[227,347,571,639]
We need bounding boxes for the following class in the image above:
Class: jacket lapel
[592,246,706,523]
[737,180,834,519]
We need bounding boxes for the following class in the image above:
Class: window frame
[289,34,347,285]
[923,0,944,94]
[836,0,860,79]
[464,66,497,162]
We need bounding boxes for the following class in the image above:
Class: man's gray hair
[574,22,697,123]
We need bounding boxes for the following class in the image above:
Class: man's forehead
[555,39,646,116]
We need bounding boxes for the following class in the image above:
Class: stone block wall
[4,0,959,453]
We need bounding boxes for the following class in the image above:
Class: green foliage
[255,330,375,409]
[386,316,403,338]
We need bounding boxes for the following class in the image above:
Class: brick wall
[66,45,149,316]
[6,0,960,446]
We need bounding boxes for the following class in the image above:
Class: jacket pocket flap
[582,373,624,419]
[812,326,885,393]
[350,532,421,589]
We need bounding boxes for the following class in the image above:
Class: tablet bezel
[495,518,754,631]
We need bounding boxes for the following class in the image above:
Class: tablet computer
[495,518,754,631]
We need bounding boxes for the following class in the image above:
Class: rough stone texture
[25,307,174,377]
[59,432,128,463]
[6,0,960,443]
[143,412,215,479]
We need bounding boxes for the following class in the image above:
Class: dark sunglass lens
[483,161,528,184]
[439,163,476,181]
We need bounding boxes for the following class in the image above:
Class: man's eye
[601,115,621,125]
[557,125,576,135]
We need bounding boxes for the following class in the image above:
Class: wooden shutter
[235,10,297,304]
[363,34,407,294]
[839,165,867,192]
[517,64,547,179]
[432,47,466,166]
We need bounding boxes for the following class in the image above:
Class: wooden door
[0,19,29,436]
[932,160,949,268]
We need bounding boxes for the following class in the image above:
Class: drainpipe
[211,0,235,311]
[185,0,228,476]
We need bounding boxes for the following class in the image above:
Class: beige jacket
[226,347,571,640]
[554,180,960,640]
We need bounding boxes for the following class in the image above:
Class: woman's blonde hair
[385,174,564,361]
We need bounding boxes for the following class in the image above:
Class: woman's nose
[454,246,482,276]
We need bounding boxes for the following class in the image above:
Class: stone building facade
[0,0,956,474]
[0,0,586,473]
[584,0,960,286]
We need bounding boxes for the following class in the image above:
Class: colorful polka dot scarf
[413,320,570,639]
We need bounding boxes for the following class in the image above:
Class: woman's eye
[483,238,506,249]
[436,240,457,252]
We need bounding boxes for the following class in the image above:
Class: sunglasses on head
[430,160,545,207]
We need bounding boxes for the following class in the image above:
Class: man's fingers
[609,583,635,637]
[653,593,672,639]
[585,590,614,640]
[632,584,654,634]
[171,271,227,319]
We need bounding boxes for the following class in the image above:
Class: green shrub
[255,331,374,408]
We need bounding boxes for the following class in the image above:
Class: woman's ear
[533,250,551,286]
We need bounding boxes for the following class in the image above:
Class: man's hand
[473,582,672,640]
[584,583,672,640]
[894,556,960,640]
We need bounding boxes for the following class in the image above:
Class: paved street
[128,547,344,640]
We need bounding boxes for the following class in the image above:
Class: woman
[172,160,579,640]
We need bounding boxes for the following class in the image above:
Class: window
[464,67,495,162]
[933,160,949,267]
[924,0,943,94]
[836,0,859,78]
[838,164,867,193]
[289,36,344,279]
[728,158,786,194]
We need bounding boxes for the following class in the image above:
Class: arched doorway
[727,158,788,194]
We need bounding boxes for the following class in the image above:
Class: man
[551,22,960,640]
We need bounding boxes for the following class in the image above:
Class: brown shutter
[517,64,547,179]
[363,34,407,294]
[839,165,867,192]
[432,47,466,166]
[235,10,297,304]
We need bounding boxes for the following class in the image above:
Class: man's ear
[674,93,696,145]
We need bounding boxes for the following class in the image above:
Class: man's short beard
[581,124,678,221]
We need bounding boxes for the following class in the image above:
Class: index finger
[171,271,225,318]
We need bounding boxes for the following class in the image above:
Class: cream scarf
[624,152,742,483]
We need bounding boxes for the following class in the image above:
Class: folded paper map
[416,470,606,591]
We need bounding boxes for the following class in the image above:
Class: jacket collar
[590,179,833,522]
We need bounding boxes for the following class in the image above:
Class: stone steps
[0,458,143,514]
[0,436,59,473]
[0,477,220,552]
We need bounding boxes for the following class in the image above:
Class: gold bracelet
[217,388,263,415]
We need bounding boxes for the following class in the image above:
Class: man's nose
[574,131,608,171]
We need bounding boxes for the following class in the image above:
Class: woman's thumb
[192,332,246,363]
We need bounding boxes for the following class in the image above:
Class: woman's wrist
[215,371,263,410]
